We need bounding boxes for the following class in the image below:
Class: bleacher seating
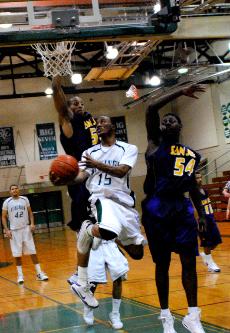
[203,171,230,222]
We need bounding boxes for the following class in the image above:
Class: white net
[126,85,139,100]
[31,41,76,77]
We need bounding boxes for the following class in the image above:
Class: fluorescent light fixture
[0,23,12,29]
[149,75,161,86]
[106,45,119,60]
[178,67,189,74]
[131,41,147,46]
[45,87,53,95]
[153,3,161,13]
[71,73,82,84]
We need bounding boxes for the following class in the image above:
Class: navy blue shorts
[199,215,222,248]
[142,195,198,263]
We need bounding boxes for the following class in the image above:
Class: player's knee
[124,244,144,260]
[99,228,117,241]
[77,238,92,254]
[77,221,93,254]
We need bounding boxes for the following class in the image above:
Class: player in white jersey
[82,238,128,329]
[2,185,48,284]
[67,116,146,309]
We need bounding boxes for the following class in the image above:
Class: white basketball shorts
[87,240,129,283]
[10,225,37,257]
[91,196,146,246]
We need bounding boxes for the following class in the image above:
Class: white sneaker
[200,253,221,272]
[109,312,123,330]
[207,261,221,273]
[83,305,94,326]
[199,252,208,265]
[67,273,78,285]
[17,275,24,284]
[159,314,177,333]
[182,310,206,333]
[71,282,99,308]
[37,272,48,281]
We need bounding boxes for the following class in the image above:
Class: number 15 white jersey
[81,141,138,206]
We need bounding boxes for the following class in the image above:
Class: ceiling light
[45,87,53,95]
[0,23,12,29]
[105,45,119,60]
[178,67,189,74]
[131,41,147,46]
[71,73,82,84]
[149,75,161,86]
[153,3,161,13]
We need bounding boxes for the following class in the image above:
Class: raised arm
[146,84,205,146]
[52,75,74,138]
[52,75,71,123]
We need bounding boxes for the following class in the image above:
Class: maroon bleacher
[203,171,230,222]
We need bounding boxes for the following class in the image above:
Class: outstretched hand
[182,84,205,99]
[49,171,67,186]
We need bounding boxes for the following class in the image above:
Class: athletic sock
[16,265,23,276]
[35,264,42,274]
[160,308,171,317]
[78,266,88,286]
[188,306,199,314]
[112,298,121,313]
[205,254,212,264]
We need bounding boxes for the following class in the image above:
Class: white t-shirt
[2,196,30,230]
[224,181,230,192]
[81,141,138,205]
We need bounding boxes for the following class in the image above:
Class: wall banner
[36,123,58,160]
[220,103,230,143]
[0,127,16,166]
[111,116,128,142]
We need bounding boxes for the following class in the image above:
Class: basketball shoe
[37,272,48,281]
[159,314,177,333]
[83,305,94,326]
[200,253,220,272]
[182,309,206,333]
[71,282,99,308]
[67,273,78,285]
[109,312,123,329]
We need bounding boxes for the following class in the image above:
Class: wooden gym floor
[0,223,229,333]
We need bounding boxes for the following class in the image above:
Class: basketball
[50,155,79,185]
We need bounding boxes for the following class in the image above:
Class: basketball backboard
[0,0,179,46]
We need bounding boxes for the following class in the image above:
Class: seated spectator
[222,181,230,198]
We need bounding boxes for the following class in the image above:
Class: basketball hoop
[31,41,76,77]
